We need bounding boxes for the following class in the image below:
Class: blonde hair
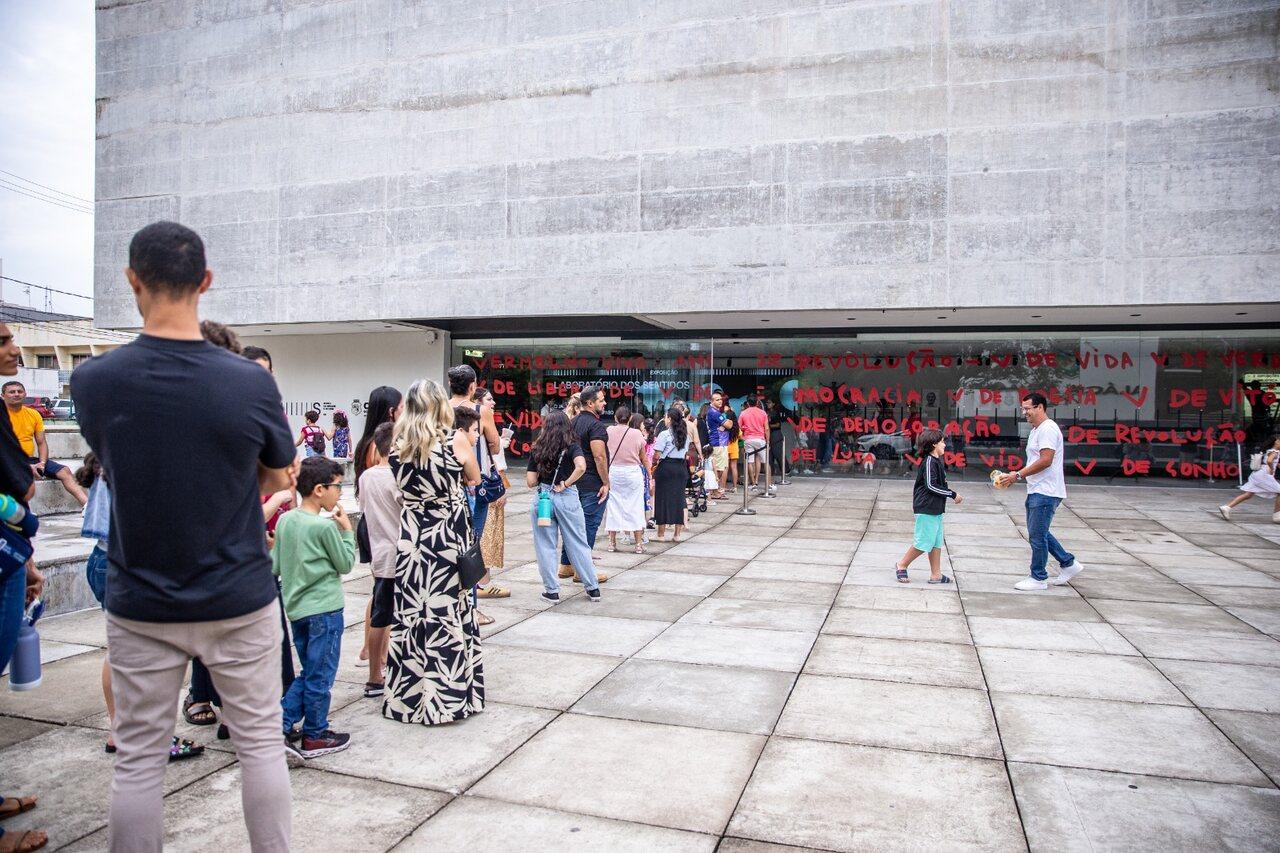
[392,379,453,467]
[565,392,583,418]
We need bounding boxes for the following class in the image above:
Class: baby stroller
[686,464,709,517]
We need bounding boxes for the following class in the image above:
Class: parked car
[856,431,913,459]
[23,397,54,419]
[50,399,76,420]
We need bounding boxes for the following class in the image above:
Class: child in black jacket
[894,428,962,584]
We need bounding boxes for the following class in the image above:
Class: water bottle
[536,488,553,527]
[0,494,38,538]
[9,599,43,691]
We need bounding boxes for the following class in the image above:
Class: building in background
[1,303,133,401]
[94,1,1279,485]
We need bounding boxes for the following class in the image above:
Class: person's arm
[34,426,48,466]
[260,459,298,496]
[453,431,481,485]
[270,523,283,577]
[263,488,293,519]
[589,437,609,494]
[564,455,587,489]
[294,428,305,448]
[525,468,539,488]
[999,448,1054,487]
[926,456,958,501]
[322,511,357,577]
[481,408,500,455]
[324,426,335,440]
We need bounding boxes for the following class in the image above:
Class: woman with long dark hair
[355,385,403,487]
[652,406,693,542]
[525,410,602,602]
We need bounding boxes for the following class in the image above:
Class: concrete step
[44,428,90,460]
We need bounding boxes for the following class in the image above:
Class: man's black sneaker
[298,730,350,759]
[284,728,302,744]
[540,591,560,603]
[216,723,230,741]
[586,588,601,602]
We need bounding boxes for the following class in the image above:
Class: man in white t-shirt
[996,392,1083,591]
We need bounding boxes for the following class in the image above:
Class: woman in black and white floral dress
[383,379,485,725]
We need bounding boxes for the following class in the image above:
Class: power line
[0,275,94,301]
[0,169,93,204]
[0,180,93,215]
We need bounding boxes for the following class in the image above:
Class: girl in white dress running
[1220,433,1280,523]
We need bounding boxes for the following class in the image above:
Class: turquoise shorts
[913,513,945,551]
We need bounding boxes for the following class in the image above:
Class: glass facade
[456,331,1279,488]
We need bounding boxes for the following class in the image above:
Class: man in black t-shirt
[558,386,611,583]
[72,222,297,850]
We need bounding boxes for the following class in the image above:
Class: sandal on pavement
[0,829,48,853]
[476,611,495,626]
[182,696,217,726]
[0,797,36,821]
[169,737,204,762]
[634,544,645,554]
[476,585,510,599]
[928,575,953,585]
[363,682,385,699]
[895,566,909,583]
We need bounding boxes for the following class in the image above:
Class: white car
[50,399,76,420]
[856,432,912,458]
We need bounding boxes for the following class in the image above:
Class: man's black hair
[2,381,24,393]
[579,385,603,406]
[297,456,342,498]
[242,345,272,367]
[1021,392,1049,410]
[447,364,477,397]
[128,221,207,297]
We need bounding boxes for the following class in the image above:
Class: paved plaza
[3,477,1280,851]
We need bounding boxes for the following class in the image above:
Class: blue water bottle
[0,493,38,538]
[9,599,43,691]
[536,488,553,527]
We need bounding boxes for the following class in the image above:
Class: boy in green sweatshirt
[273,456,355,758]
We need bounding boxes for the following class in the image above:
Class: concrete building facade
[94,0,1280,484]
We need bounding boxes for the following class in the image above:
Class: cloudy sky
[0,0,94,317]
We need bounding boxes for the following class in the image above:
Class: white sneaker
[1219,505,1232,520]
[1014,577,1049,591]
[1051,562,1083,586]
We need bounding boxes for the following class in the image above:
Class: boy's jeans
[560,486,607,567]
[1026,493,1076,582]
[534,486,600,592]
[281,609,344,739]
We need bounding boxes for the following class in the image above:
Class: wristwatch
[1014,470,1023,480]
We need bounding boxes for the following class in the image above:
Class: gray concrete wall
[94,0,1280,328]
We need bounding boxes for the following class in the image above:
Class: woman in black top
[526,411,602,602]
[652,407,694,541]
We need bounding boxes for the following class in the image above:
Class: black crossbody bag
[457,493,487,589]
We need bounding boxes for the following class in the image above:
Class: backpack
[306,426,325,454]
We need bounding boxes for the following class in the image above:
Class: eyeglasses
[320,483,342,490]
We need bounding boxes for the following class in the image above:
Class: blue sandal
[895,566,909,583]
[928,575,953,585]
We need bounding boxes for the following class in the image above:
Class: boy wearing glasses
[272,456,355,757]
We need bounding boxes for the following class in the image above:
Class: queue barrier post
[756,439,777,498]
[779,433,792,485]
[735,441,756,516]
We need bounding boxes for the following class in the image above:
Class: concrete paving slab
[678,597,830,633]
[313,701,555,793]
[1115,625,1280,665]
[638,623,817,672]
[0,714,56,749]
[967,616,1140,655]
[638,554,747,575]
[65,766,451,852]
[978,647,1188,705]
[778,674,1001,759]
[804,634,985,689]
[718,839,834,853]
[1010,762,1280,853]
[1187,585,1280,608]
[755,547,849,567]
[1158,566,1280,588]
[572,657,795,735]
[488,611,671,657]
[471,714,765,834]
[37,607,108,647]
[992,693,1270,786]
[822,607,972,645]
[0,649,109,723]
[833,585,962,613]
[39,639,99,665]
[665,541,766,560]
[954,571,1081,597]
[1069,577,1209,605]
[1152,659,1280,713]
[773,536,859,554]
[959,591,1103,622]
[1090,600,1257,633]
[603,569,727,596]
[727,737,1025,852]
[842,565,952,588]
[736,560,848,584]
[1226,606,1280,634]
[0,724,235,845]
[713,577,840,606]
[1203,708,1280,786]
[556,589,703,621]
[481,646,621,710]
[396,796,718,852]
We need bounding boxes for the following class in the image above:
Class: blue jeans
[0,564,25,678]
[86,545,108,607]
[533,487,599,592]
[280,609,344,738]
[473,497,489,542]
[1026,493,1075,582]
[560,485,606,567]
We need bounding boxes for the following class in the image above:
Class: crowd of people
[0,220,1276,853]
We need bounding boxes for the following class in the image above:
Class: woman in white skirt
[604,406,650,553]
[1220,433,1280,523]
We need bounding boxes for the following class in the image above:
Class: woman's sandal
[363,682,385,699]
[105,737,204,761]
[0,828,48,852]
[182,695,217,726]
[634,544,645,554]
[476,611,495,626]
[928,575,953,585]
[0,797,37,821]
[895,567,910,583]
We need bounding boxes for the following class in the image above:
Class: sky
[0,0,95,317]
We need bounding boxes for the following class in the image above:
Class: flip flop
[895,567,909,583]
[928,575,953,585]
